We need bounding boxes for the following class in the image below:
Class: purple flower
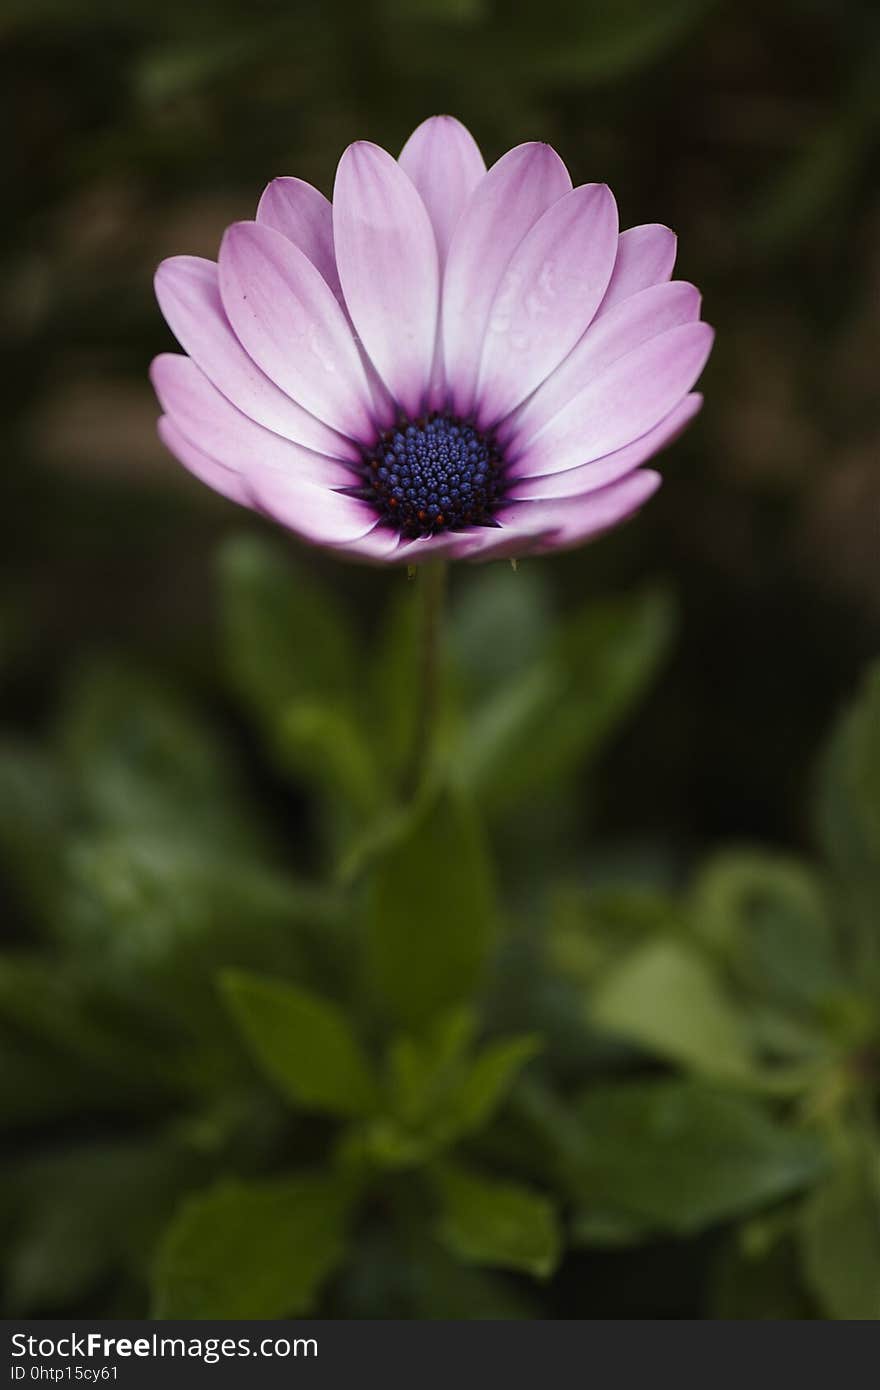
[151,117,713,564]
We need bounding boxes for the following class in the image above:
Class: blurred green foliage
[1,542,879,1319]
[3,0,880,1323]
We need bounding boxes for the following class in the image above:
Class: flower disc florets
[361,414,504,538]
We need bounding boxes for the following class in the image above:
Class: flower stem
[403,560,447,801]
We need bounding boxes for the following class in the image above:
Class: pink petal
[508,320,714,479]
[442,142,572,418]
[247,468,387,549]
[158,386,396,557]
[404,517,557,565]
[496,469,663,556]
[463,522,556,562]
[256,177,343,300]
[393,526,505,564]
[507,393,702,499]
[595,224,677,317]
[157,415,254,509]
[150,354,359,489]
[218,221,375,442]
[257,177,397,432]
[333,141,440,418]
[326,524,404,564]
[502,280,702,452]
[154,256,356,459]
[398,116,486,414]
[398,115,486,266]
[474,183,619,428]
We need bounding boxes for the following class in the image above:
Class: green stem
[403,561,447,801]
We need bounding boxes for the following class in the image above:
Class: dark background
[2,0,880,1320]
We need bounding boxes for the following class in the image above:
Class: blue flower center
[361,414,505,538]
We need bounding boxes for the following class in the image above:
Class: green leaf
[591,938,755,1080]
[367,578,453,785]
[58,661,258,855]
[367,577,420,776]
[461,587,676,812]
[432,1161,560,1279]
[364,788,497,1029]
[564,1080,827,1237]
[449,1034,542,1139]
[0,954,180,1107]
[153,1172,354,1318]
[337,791,428,888]
[816,661,880,975]
[458,663,563,802]
[690,850,841,1014]
[218,534,355,749]
[571,1207,652,1249]
[63,832,314,984]
[279,700,379,815]
[336,1226,537,1320]
[402,1248,537,1320]
[387,1008,477,1130]
[58,835,332,1093]
[222,971,380,1117]
[449,562,553,702]
[382,1011,539,1157]
[550,881,683,989]
[220,537,378,817]
[0,743,70,928]
[798,1142,880,1320]
[6,1138,205,1314]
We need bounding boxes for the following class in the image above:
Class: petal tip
[148,352,171,391]
[153,254,193,299]
[219,219,258,255]
[255,179,280,216]
[338,139,390,171]
[154,256,188,299]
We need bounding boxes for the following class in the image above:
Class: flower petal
[150,353,359,489]
[595,223,677,317]
[398,115,486,266]
[393,526,504,564]
[332,141,440,418]
[247,469,389,549]
[156,378,395,556]
[256,177,343,300]
[442,142,572,417]
[326,524,404,563]
[257,177,396,431]
[502,280,702,452]
[154,256,356,458]
[398,116,486,414]
[157,415,254,509]
[474,182,619,427]
[496,469,662,555]
[218,221,375,441]
[507,320,713,478]
[507,393,702,498]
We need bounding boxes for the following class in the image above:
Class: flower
[151,116,713,564]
